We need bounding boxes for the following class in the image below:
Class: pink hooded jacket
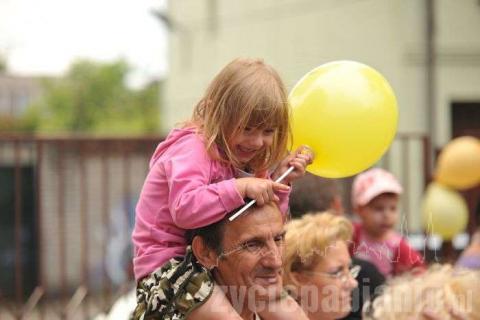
[132,127,290,280]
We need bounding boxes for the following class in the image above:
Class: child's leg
[187,284,243,320]
[257,294,309,320]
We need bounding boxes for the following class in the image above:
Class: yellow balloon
[289,61,398,178]
[436,136,480,190]
[421,182,468,240]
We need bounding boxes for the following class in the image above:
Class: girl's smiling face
[229,126,275,166]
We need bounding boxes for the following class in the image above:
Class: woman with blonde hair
[283,212,359,320]
[363,264,480,320]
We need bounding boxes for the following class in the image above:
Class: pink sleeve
[276,188,291,215]
[162,140,245,229]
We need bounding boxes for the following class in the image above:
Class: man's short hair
[290,173,340,218]
[185,203,281,255]
[185,212,232,255]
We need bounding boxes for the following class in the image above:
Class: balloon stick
[229,166,295,221]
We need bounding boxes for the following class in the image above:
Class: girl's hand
[272,146,314,185]
[235,177,290,206]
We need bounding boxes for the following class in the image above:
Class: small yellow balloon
[436,136,480,190]
[421,182,468,240]
[289,61,398,178]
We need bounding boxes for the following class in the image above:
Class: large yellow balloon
[421,182,468,240]
[289,61,398,178]
[435,136,480,190]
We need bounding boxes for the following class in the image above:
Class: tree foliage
[19,59,161,134]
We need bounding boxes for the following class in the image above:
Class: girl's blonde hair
[190,58,290,172]
[363,264,480,320]
[283,212,353,286]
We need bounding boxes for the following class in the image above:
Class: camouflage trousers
[132,246,214,320]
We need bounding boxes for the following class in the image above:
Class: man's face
[213,204,285,302]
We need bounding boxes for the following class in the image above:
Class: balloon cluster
[422,136,480,240]
[289,61,398,178]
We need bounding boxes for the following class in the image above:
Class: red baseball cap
[352,168,403,208]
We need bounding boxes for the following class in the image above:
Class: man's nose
[261,243,283,268]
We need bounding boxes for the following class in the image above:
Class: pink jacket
[132,128,290,280]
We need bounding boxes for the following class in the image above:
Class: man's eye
[244,240,262,252]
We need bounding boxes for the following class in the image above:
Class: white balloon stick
[229,166,295,221]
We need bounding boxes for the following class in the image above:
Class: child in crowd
[350,168,425,277]
[131,58,312,319]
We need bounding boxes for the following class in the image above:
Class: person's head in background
[283,212,358,320]
[289,171,387,320]
[290,172,344,218]
[352,168,403,241]
[363,264,480,320]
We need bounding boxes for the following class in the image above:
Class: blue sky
[0,0,168,87]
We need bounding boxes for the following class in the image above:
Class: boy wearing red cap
[351,168,425,277]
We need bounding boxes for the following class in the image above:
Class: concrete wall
[163,0,480,232]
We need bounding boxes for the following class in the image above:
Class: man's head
[290,172,344,217]
[189,203,285,304]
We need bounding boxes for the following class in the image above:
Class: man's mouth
[254,272,281,285]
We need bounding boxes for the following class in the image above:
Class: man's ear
[192,236,219,269]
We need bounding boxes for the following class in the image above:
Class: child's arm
[271,146,313,186]
[163,137,288,229]
[269,146,313,215]
[235,177,291,206]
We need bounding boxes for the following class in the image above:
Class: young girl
[132,58,312,319]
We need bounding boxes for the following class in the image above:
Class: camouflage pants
[132,247,214,320]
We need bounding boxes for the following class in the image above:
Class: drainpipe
[425,0,436,180]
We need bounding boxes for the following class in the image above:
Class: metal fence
[0,133,432,319]
[0,135,162,319]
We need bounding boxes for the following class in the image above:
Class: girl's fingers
[289,159,306,169]
[273,182,290,191]
[267,186,275,202]
[256,194,265,206]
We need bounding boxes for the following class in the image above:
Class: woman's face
[294,240,358,320]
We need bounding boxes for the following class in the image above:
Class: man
[290,172,344,217]
[188,202,305,320]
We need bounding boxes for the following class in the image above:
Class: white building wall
[163,0,480,232]
[164,0,432,134]
[435,0,480,145]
